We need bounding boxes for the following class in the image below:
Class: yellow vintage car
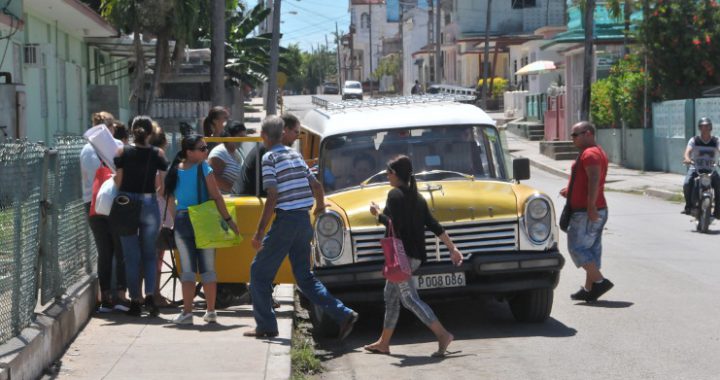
[197,95,564,332]
[300,95,564,332]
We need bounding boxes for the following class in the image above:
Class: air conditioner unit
[23,44,44,67]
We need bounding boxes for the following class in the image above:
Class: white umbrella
[515,60,557,76]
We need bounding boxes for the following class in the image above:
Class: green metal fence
[0,136,96,345]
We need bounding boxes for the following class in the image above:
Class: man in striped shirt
[245,115,358,339]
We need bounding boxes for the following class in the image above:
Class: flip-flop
[363,346,391,355]
[431,350,446,358]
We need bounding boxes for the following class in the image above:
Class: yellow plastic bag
[188,200,243,249]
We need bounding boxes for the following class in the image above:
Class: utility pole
[481,0,492,109]
[336,22,342,88]
[399,3,404,95]
[267,0,281,115]
[434,0,441,85]
[369,1,373,94]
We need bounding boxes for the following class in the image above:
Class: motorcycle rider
[682,117,720,217]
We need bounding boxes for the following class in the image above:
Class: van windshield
[345,82,362,89]
[319,125,506,193]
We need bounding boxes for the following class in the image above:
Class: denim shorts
[174,211,217,283]
[566,209,608,268]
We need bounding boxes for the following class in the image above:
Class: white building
[401,6,430,95]
[348,0,398,83]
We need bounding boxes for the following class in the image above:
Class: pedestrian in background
[164,135,239,325]
[364,155,461,357]
[112,121,129,145]
[202,106,229,151]
[246,115,358,339]
[209,121,247,194]
[560,121,613,302]
[113,116,169,317]
[149,126,174,308]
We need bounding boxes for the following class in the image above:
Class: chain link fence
[0,136,96,345]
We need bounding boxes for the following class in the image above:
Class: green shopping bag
[188,200,243,249]
[187,162,242,249]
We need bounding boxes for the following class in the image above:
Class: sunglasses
[570,130,587,138]
[193,145,209,152]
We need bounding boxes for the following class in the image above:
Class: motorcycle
[690,163,717,233]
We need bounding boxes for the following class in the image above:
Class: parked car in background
[342,80,363,100]
[323,82,339,95]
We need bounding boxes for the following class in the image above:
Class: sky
[277,0,351,52]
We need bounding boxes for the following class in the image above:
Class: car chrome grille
[351,220,518,264]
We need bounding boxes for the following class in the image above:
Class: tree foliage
[282,46,336,94]
[640,0,720,100]
[591,54,649,128]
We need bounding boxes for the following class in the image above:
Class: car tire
[508,288,553,323]
[305,295,340,337]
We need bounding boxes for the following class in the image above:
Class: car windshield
[319,125,506,193]
[345,82,361,89]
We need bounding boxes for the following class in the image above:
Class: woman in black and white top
[114,116,169,317]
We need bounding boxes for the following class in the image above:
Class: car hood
[326,180,519,229]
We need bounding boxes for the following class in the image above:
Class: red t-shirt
[89,165,114,217]
[569,145,608,210]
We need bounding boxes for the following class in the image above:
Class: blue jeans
[119,193,160,300]
[567,209,608,268]
[174,211,216,283]
[250,209,353,333]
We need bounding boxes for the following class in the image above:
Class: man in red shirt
[560,121,613,302]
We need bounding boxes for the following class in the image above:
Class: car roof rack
[311,94,476,111]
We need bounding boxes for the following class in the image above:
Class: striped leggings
[383,258,439,329]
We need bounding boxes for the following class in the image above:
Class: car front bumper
[313,251,565,303]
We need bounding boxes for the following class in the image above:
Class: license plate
[414,272,466,290]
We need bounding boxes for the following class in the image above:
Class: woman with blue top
[164,135,239,325]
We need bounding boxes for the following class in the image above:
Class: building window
[361,13,370,29]
[511,0,536,9]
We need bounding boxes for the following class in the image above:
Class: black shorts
[155,227,176,251]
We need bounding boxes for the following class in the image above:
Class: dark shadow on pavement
[390,351,474,367]
[162,323,246,331]
[315,296,577,360]
[576,300,634,308]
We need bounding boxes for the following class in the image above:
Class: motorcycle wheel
[698,200,711,233]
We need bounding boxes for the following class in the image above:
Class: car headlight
[320,239,343,260]
[315,212,346,261]
[525,197,552,243]
[317,214,341,236]
[528,198,549,219]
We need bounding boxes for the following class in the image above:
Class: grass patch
[605,187,646,196]
[666,193,685,203]
[291,293,322,380]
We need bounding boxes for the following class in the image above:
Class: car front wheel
[508,288,553,322]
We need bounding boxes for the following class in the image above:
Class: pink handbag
[381,219,412,283]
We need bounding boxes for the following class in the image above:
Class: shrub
[591,79,615,128]
[477,77,508,99]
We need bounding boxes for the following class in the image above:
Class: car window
[345,82,362,89]
[318,125,506,193]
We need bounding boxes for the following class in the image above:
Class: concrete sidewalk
[503,127,684,201]
[48,284,294,380]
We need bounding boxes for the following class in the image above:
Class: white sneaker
[172,312,194,325]
[203,311,217,323]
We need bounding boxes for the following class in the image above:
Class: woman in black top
[113,116,169,316]
[364,155,463,357]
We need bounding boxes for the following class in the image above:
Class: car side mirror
[513,158,530,182]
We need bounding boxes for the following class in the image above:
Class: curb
[515,153,683,203]
[265,284,294,380]
[0,276,97,380]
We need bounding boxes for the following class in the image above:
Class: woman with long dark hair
[113,116,169,316]
[164,134,239,325]
[365,155,462,357]
[202,106,229,150]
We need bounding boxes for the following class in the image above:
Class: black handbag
[559,156,581,233]
[110,194,142,235]
[109,147,153,236]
